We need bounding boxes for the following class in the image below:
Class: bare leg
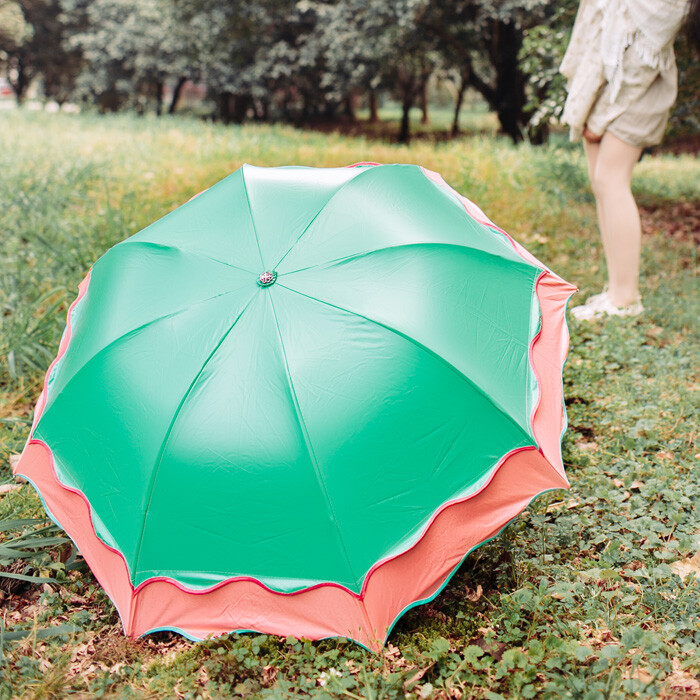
[582,136,606,274]
[587,132,643,307]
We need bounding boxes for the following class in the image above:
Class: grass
[0,110,698,699]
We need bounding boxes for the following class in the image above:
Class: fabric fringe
[606,29,675,104]
[631,30,675,71]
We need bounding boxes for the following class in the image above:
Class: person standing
[560,0,699,321]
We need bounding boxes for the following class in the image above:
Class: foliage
[60,0,192,113]
[3,0,699,146]
[0,0,29,47]
[667,34,700,138]
[0,112,699,698]
[0,518,79,592]
[0,0,80,103]
[519,0,578,135]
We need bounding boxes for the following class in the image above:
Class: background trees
[1,0,697,145]
[0,0,79,103]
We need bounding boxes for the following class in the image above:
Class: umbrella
[15,162,575,651]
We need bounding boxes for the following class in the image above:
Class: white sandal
[570,291,644,321]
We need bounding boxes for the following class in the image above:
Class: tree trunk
[490,18,527,143]
[155,80,164,116]
[397,66,417,144]
[451,70,468,137]
[216,91,234,124]
[168,76,187,115]
[527,120,549,145]
[257,98,270,121]
[343,94,356,122]
[9,56,30,105]
[399,93,412,144]
[420,80,429,125]
[368,89,379,123]
[231,93,252,123]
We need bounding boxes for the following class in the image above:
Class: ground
[0,112,698,699]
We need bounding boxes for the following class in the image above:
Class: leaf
[418,683,434,698]
[574,645,593,661]
[2,537,68,549]
[465,584,483,602]
[665,658,700,695]
[0,571,59,584]
[0,545,51,560]
[470,638,507,661]
[0,519,46,532]
[427,637,451,660]
[599,645,621,660]
[631,668,654,684]
[670,551,700,580]
[0,623,81,641]
[462,645,485,664]
[404,662,435,690]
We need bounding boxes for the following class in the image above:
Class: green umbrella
[16,163,574,650]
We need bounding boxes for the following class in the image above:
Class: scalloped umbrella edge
[14,165,576,651]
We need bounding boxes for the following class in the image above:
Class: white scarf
[600,0,687,101]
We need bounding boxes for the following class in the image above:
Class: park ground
[0,112,698,699]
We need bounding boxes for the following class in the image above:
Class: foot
[570,291,644,321]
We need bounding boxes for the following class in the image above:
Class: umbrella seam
[117,239,257,276]
[265,292,360,591]
[272,165,378,271]
[240,164,266,269]
[278,243,532,356]
[278,241,537,277]
[131,292,258,586]
[37,288,249,422]
[277,283,536,442]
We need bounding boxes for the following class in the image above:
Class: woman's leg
[582,135,607,280]
[587,132,643,307]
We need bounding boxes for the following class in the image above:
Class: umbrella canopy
[16,163,575,651]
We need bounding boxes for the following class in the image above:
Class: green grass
[1,111,698,699]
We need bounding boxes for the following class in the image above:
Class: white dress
[560,0,686,148]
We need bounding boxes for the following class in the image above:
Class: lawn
[0,111,698,699]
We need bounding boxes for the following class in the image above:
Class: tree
[293,0,438,142]
[0,0,79,104]
[61,0,192,113]
[168,0,292,123]
[0,0,28,47]
[519,0,577,142]
[421,0,556,143]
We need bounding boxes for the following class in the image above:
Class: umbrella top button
[257,271,277,287]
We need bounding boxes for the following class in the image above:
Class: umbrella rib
[39,288,248,420]
[131,292,258,582]
[118,240,257,276]
[240,165,266,269]
[272,166,375,271]
[277,284,535,441]
[265,293,360,589]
